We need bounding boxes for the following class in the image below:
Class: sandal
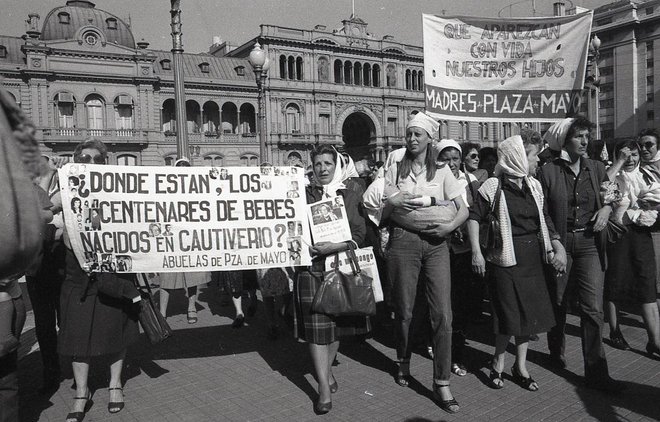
[66,390,93,422]
[108,387,125,413]
[187,310,197,324]
[511,366,539,391]
[329,375,338,393]
[433,385,459,414]
[488,369,504,389]
[395,361,411,387]
[451,363,467,377]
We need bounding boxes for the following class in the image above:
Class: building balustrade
[40,127,150,143]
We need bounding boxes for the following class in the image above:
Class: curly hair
[73,139,108,161]
[565,116,595,143]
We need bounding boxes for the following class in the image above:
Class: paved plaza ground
[16,283,660,422]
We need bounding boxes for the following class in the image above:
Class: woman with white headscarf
[293,145,368,414]
[602,139,660,358]
[467,135,564,391]
[382,112,468,414]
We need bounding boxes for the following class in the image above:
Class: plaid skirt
[294,267,371,345]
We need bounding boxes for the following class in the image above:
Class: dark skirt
[606,226,657,304]
[293,263,371,345]
[58,250,139,357]
[489,234,555,336]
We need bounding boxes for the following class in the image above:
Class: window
[288,56,295,80]
[478,122,489,140]
[334,60,343,83]
[649,93,655,103]
[647,7,655,15]
[458,121,468,139]
[85,95,105,134]
[117,154,137,166]
[344,61,352,85]
[57,100,75,129]
[296,57,303,80]
[319,114,330,134]
[115,96,133,132]
[82,30,99,46]
[502,122,512,138]
[106,18,117,30]
[285,104,301,133]
[387,118,397,136]
[58,12,70,24]
[440,120,449,139]
[199,62,210,73]
[648,76,655,85]
[160,59,171,70]
[280,55,287,79]
[235,66,245,76]
[164,156,176,166]
[405,69,411,90]
[648,110,655,121]
[596,18,612,26]
[240,154,259,166]
[203,155,224,166]
[372,64,381,87]
[600,99,614,109]
[599,66,613,76]
[0,45,6,59]
[417,71,424,91]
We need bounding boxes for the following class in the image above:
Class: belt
[568,227,586,233]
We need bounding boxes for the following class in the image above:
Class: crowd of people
[2,84,660,421]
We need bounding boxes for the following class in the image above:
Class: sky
[1,0,617,53]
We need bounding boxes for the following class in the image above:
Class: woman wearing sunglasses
[461,142,489,184]
[58,139,140,422]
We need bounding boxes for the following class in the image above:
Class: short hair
[638,128,660,143]
[479,147,497,161]
[565,116,595,142]
[73,139,108,160]
[310,145,337,164]
[613,137,640,156]
[520,127,543,149]
[461,142,481,160]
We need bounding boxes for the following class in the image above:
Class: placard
[307,196,351,243]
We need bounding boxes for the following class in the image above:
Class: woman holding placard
[293,145,368,415]
[382,112,468,414]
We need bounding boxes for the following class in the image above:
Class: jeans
[0,351,18,422]
[547,231,609,382]
[387,227,452,383]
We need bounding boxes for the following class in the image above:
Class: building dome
[41,1,135,49]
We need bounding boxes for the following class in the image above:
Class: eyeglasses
[467,153,479,160]
[638,141,657,150]
[75,154,106,164]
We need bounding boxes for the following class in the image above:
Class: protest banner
[59,164,312,272]
[307,196,352,243]
[422,11,593,121]
[325,246,383,303]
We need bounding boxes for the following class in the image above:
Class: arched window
[296,57,303,80]
[334,60,343,83]
[114,95,133,133]
[117,154,137,166]
[440,120,449,139]
[85,94,105,135]
[363,63,372,86]
[478,123,489,140]
[58,12,70,24]
[186,100,201,133]
[372,64,381,87]
[405,69,411,90]
[0,45,6,59]
[417,71,424,91]
[240,154,259,166]
[344,61,352,85]
[502,122,512,138]
[412,70,418,91]
[287,56,295,80]
[56,93,75,134]
[162,99,176,132]
[106,18,117,30]
[459,121,468,140]
[164,155,176,166]
[285,104,301,133]
[354,62,362,85]
[203,154,224,166]
[279,55,287,79]
[221,102,238,134]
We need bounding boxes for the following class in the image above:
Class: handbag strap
[491,177,503,214]
[346,242,362,275]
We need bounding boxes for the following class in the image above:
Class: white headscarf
[543,118,575,152]
[313,148,345,197]
[494,135,528,178]
[342,155,359,180]
[436,139,462,156]
[406,112,439,139]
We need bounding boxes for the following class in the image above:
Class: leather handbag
[136,274,173,345]
[479,178,503,251]
[311,244,377,317]
[597,219,628,249]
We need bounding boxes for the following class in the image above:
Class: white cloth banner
[422,12,593,121]
[324,246,384,303]
[59,164,312,272]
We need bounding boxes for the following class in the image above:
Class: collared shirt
[560,158,596,231]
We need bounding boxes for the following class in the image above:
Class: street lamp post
[170,0,188,161]
[590,35,601,141]
[248,42,270,163]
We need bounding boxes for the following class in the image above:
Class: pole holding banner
[170,0,189,162]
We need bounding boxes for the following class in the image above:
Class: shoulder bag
[135,273,173,345]
[479,177,503,251]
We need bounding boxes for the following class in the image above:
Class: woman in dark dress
[467,135,565,391]
[59,140,140,422]
[293,145,369,414]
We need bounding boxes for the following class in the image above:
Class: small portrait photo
[219,168,229,180]
[84,251,98,265]
[291,167,299,175]
[287,190,299,199]
[260,166,272,176]
[287,221,296,237]
[296,221,304,236]
[311,203,341,225]
[287,238,302,253]
[289,250,301,265]
[333,196,344,210]
[84,217,92,231]
[92,199,100,209]
[116,255,133,272]
[77,222,84,231]
[67,164,79,176]
[261,180,272,190]
[71,197,83,214]
[84,200,90,209]
[163,224,174,236]
[90,208,102,231]
[289,180,300,191]
[209,167,220,179]
[70,187,78,197]
[68,176,80,191]
[76,214,83,223]
[273,168,281,176]
[148,222,162,237]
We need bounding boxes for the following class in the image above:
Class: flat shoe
[187,310,198,324]
[108,387,124,414]
[488,369,504,389]
[329,378,338,394]
[314,399,332,414]
[231,314,244,328]
[451,363,467,377]
[395,373,411,387]
[609,331,631,351]
[433,385,459,414]
[511,366,539,391]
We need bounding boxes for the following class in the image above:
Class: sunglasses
[467,153,479,159]
[75,154,106,164]
[638,141,657,150]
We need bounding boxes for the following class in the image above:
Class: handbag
[596,219,628,250]
[136,274,173,345]
[311,243,377,317]
[479,178,503,251]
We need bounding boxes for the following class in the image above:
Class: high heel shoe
[610,329,631,351]
[314,399,332,414]
[65,390,93,422]
[647,342,660,360]
[511,366,539,391]
[108,387,125,414]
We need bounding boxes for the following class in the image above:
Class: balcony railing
[40,128,150,143]
[163,131,258,143]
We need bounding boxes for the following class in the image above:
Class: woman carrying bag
[467,135,565,391]
[293,145,369,415]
